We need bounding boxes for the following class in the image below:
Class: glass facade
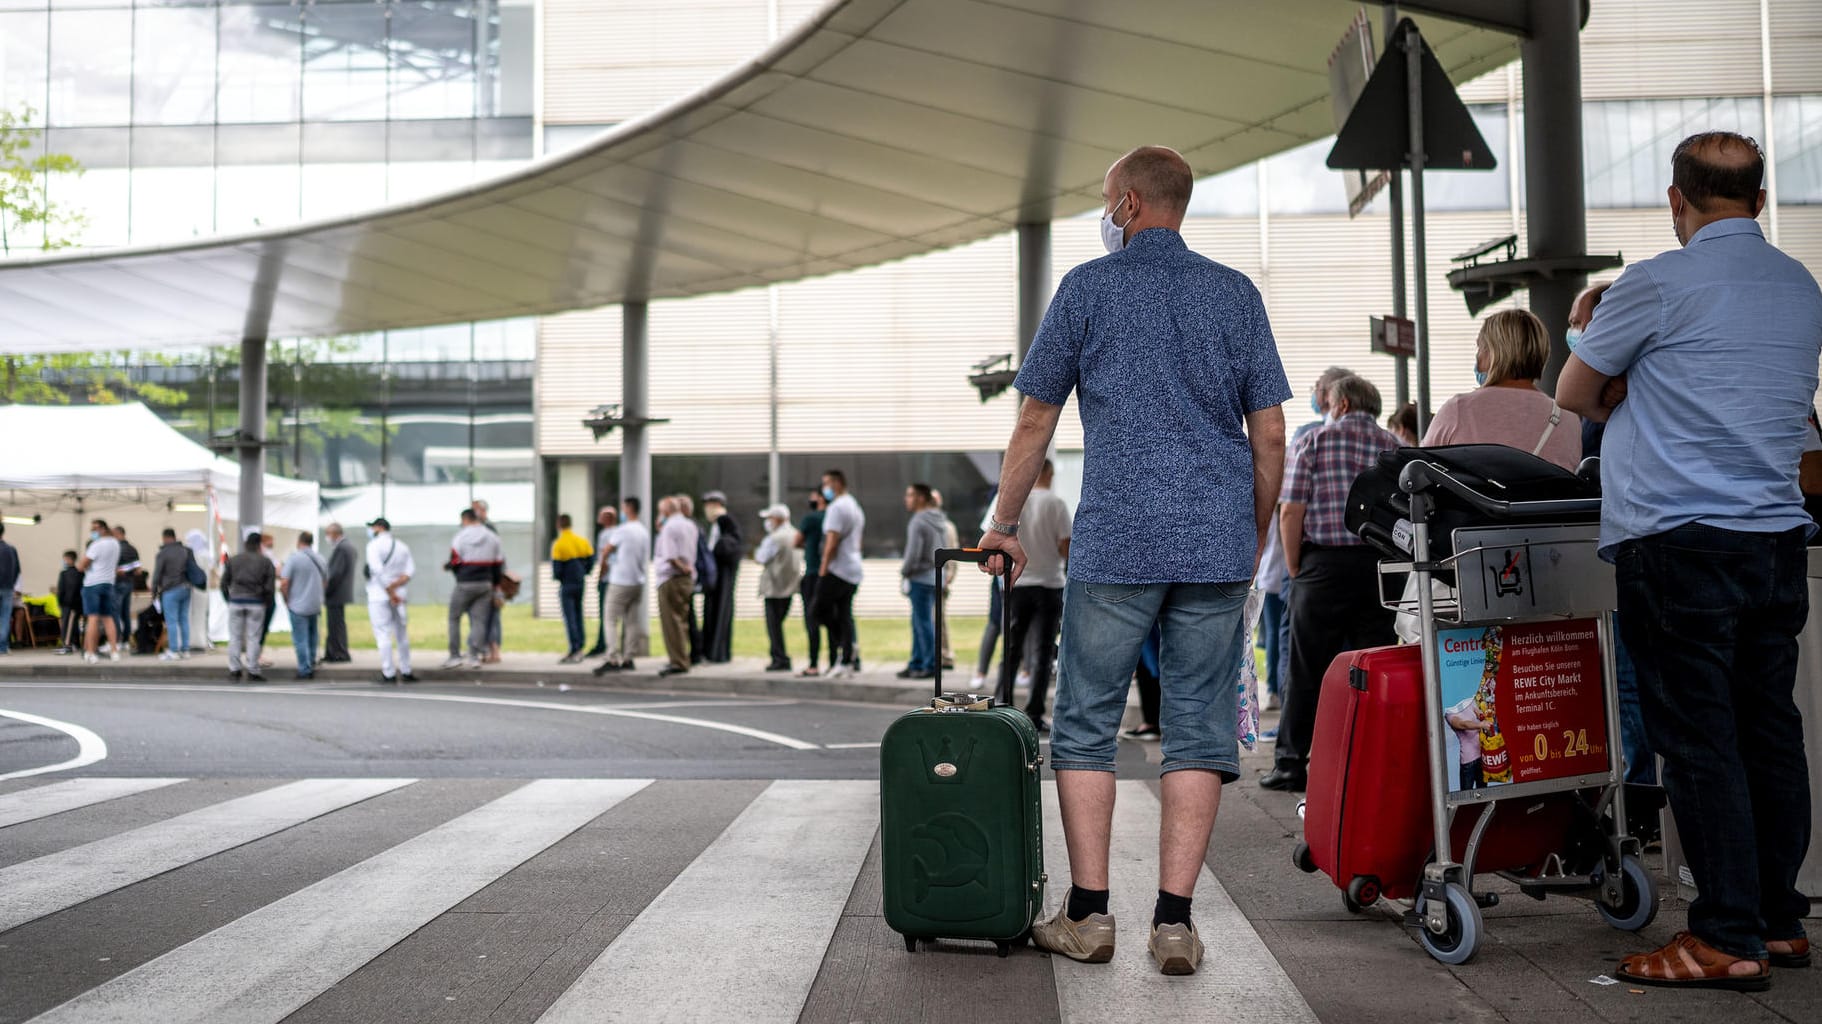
[0,0,536,250]
[1,0,538,573]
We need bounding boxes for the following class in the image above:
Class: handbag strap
[1532,402,1563,457]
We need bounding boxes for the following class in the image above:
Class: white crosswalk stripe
[1042,781,1318,1024]
[27,779,651,1024]
[3,776,1318,1024]
[0,778,413,933]
[535,779,877,1024]
[0,777,185,829]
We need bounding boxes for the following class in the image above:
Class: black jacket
[324,538,356,605]
[710,513,743,566]
[152,542,191,596]
[57,566,83,610]
[0,540,18,591]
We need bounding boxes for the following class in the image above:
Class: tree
[0,103,84,256]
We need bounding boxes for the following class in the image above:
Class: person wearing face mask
[362,518,416,684]
[1566,281,1613,461]
[1559,131,1821,990]
[812,469,865,679]
[1421,308,1583,471]
[77,519,121,664]
[794,489,830,677]
[977,146,1290,976]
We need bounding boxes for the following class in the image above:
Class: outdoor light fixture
[1447,233,1623,316]
[968,353,1017,403]
[1,514,41,527]
[171,503,208,513]
[581,403,669,441]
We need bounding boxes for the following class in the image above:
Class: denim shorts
[1051,578,1251,779]
[80,584,116,618]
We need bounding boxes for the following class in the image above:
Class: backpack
[694,532,719,592]
[185,550,207,589]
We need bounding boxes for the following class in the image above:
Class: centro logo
[1442,637,1485,654]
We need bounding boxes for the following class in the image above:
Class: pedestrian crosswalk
[0,776,1317,1024]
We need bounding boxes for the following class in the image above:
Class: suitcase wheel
[994,940,1012,958]
[903,935,919,953]
[1343,875,1382,913]
[1292,841,1317,874]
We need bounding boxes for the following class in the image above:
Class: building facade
[3,0,1820,617]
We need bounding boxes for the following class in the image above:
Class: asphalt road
[0,677,1161,781]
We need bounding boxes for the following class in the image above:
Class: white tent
[0,403,318,526]
[0,403,320,641]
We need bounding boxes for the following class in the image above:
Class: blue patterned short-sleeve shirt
[1013,228,1292,584]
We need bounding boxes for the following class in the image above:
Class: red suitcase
[1298,645,1572,909]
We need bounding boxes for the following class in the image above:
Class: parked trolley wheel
[1344,875,1382,913]
[1292,841,1317,874]
[1416,883,1484,965]
[1595,855,1659,933]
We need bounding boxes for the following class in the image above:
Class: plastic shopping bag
[1237,588,1264,751]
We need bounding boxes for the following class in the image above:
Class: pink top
[1422,385,1584,471]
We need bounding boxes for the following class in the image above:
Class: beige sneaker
[1149,921,1204,976]
[1032,907,1116,964]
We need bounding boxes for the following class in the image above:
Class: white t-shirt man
[365,533,416,604]
[83,535,120,588]
[822,493,866,585]
[607,520,651,587]
[1013,487,1071,590]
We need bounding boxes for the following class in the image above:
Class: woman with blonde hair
[1422,308,1583,470]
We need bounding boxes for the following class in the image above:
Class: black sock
[1153,889,1193,928]
[1065,885,1109,921]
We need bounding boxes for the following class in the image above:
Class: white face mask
[1100,194,1132,254]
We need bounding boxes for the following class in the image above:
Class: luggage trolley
[1381,455,1656,964]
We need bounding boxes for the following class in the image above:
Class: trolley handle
[1398,460,1602,518]
[931,548,1012,702]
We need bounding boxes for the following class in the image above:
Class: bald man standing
[1561,131,1819,990]
[978,145,1289,976]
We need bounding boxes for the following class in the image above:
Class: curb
[0,661,934,707]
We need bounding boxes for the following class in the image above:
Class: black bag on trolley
[1345,444,1601,570]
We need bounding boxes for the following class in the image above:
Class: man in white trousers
[364,517,417,684]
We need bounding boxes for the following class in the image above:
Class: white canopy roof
[0,403,320,530]
[321,482,534,529]
[0,0,1527,354]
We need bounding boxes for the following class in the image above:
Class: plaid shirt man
[1282,412,1402,546]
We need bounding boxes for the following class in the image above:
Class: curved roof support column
[621,301,651,546]
[236,245,283,535]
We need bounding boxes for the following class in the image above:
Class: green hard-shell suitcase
[880,548,1045,957]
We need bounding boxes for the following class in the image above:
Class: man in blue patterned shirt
[977,145,1289,977]
[1261,373,1401,792]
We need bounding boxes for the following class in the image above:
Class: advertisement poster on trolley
[1436,619,1609,794]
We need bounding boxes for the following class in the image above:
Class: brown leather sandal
[1617,932,1771,992]
[1767,938,1811,970]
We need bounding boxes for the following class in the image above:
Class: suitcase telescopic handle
[931,548,1013,701]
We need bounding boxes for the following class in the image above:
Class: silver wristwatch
[987,516,1019,537]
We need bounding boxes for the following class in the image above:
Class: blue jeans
[114,579,133,638]
[559,585,586,654]
[1259,589,1287,698]
[0,588,12,653]
[1616,524,1811,959]
[291,611,318,676]
[1052,578,1251,779]
[907,580,937,672]
[161,587,191,653]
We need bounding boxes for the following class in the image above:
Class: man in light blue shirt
[978,145,1289,976]
[1560,131,1820,989]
